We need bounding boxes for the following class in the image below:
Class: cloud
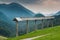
[0,0,60,15]
[52,0,60,2]
[0,0,13,2]
[0,0,18,3]
[23,0,60,15]
[0,0,46,4]
[17,0,45,4]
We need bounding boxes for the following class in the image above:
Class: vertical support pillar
[51,19,53,27]
[26,20,29,34]
[16,21,18,37]
[35,20,37,31]
[47,19,50,27]
[54,18,56,26]
[41,19,44,29]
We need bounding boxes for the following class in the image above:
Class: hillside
[34,13,45,17]
[7,26,60,40]
[0,3,34,19]
[34,26,60,40]
[0,2,35,37]
[0,12,15,37]
[53,11,60,25]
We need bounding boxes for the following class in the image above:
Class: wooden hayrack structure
[13,16,54,37]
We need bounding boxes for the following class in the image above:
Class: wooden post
[35,20,37,31]
[54,18,56,26]
[41,19,44,29]
[26,20,29,34]
[16,21,18,37]
[51,19,53,27]
[47,19,50,28]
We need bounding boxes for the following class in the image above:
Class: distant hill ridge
[0,2,34,19]
[34,13,45,17]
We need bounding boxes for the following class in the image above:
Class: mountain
[53,11,60,25]
[53,11,60,17]
[33,13,46,29]
[0,3,35,37]
[34,13,45,17]
[0,12,15,37]
[0,3,34,19]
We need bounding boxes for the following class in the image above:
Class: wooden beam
[47,20,50,28]
[35,20,37,31]
[16,21,18,37]
[14,17,54,21]
[41,19,44,29]
[26,20,29,34]
[51,19,54,27]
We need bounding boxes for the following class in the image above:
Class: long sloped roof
[13,16,54,22]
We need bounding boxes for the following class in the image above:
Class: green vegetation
[34,33,60,40]
[7,26,60,40]
[0,27,11,37]
[0,36,7,40]
[33,26,60,40]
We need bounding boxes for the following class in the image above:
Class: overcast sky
[0,0,60,16]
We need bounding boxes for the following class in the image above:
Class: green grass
[0,36,8,40]
[34,32,60,40]
[34,26,60,40]
[34,33,60,40]
[7,26,60,40]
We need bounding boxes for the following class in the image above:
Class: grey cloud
[52,0,60,2]
[0,0,46,4]
[0,0,13,2]
[0,0,18,3]
[18,0,40,4]
[17,0,46,4]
